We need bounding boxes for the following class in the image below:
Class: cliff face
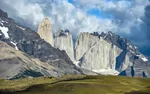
[54,30,75,62]
[119,52,150,77]
[0,9,83,78]
[101,32,150,77]
[37,18,54,47]
[75,32,99,61]
[75,32,150,77]
[79,37,122,75]
[0,8,150,78]
[0,41,59,79]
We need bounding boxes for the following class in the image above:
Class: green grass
[0,79,5,83]
[0,75,150,94]
[0,77,56,92]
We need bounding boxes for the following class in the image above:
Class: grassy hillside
[0,75,150,94]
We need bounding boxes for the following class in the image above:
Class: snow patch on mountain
[10,41,18,50]
[74,61,80,67]
[137,54,148,62]
[141,57,148,62]
[1,20,5,23]
[134,46,137,49]
[0,22,3,26]
[0,19,8,25]
[130,50,135,54]
[0,19,3,26]
[129,45,133,49]
[93,69,119,75]
[0,26,9,38]
[16,25,25,31]
[103,34,107,39]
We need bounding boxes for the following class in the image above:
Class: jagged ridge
[0,9,85,79]
[75,31,150,77]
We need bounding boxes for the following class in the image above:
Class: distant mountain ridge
[0,9,98,79]
[0,8,150,79]
[52,28,150,77]
[75,31,150,77]
[0,41,60,79]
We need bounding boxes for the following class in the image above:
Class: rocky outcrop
[119,51,150,77]
[0,9,8,18]
[79,37,122,75]
[54,30,74,62]
[0,9,98,79]
[0,41,60,79]
[101,32,150,77]
[0,9,150,78]
[75,32,150,77]
[0,9,83,78]
[75,32,99,61]
[37,18,54,46]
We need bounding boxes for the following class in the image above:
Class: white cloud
[41,0,119,37]
[0,0,149,36]
[0,0,150,56]
[0,0,118,37]
[1,0,45,27]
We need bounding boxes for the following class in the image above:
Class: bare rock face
[75,32,150,77]
[38,18,54,46]
[75,32,99,61]
[101,32,150,77]
[54,30,75,62]
[0,9,85,78]
[0,9,150,78]
[0,41,59,79]
[79,37,122,75]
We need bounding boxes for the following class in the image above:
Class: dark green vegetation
[0,75,150,94]
[10,70,44,80]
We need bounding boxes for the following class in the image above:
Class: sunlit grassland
[0,75,150,94]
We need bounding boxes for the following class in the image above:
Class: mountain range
[0,9,150,79]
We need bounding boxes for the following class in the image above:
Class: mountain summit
[0,9,150,79]
[54,29,75,62]
[0,9,89,79]
[75,32,150,77]
[38,18,54,47]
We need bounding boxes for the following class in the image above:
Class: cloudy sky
[0,0,150,58]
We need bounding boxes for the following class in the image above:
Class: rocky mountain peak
[0,8,150,78]
[75,32,100,61]
[99,31,139,55]
[37,17,54,46]
[0,9,8,18]
[55,29,71,37]
[0,41,62,79]
[0,10,91,79]
[99,31,129,50]
[91,32,100,38]
[43,17,50,21]
[75,31,150,77]
[54,29,75,62]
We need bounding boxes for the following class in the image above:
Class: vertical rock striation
[54,30,74,62]
[75,32,99,61]
[37,18,54,46]
[0,9,150,78]
[79,37,122,75]
[75,32,150,77]
[0,9,85,77]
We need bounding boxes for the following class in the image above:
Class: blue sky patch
[68,0,75,4]
[87,8,108,19]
